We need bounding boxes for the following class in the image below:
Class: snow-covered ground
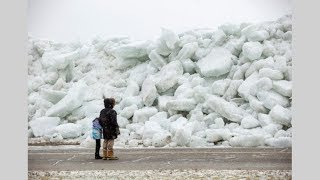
[28,170,292,179]
[28,15,292,148]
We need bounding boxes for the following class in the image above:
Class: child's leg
[102,139,108,159]
[103,139,108,151]
[95,139,102,159]
[106,139,114,151]
[95,139,101,155]
[107,139,118,160]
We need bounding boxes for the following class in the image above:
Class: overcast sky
[28,0,292,43]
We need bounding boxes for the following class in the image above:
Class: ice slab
[196,47,233,77]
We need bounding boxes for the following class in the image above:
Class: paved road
[28,146,291,171]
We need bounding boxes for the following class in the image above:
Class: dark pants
[95,139,101,155]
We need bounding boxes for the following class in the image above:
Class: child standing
[92,117,103,159]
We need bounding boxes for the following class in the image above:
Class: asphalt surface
[28,146,292,171]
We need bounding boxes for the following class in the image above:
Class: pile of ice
[28,15,292,148]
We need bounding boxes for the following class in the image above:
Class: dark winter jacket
[99,107,120,140]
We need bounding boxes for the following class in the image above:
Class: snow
[245,57,275,78]
[247,95,268,113]
[43,71,59,85]
[128,139,140,147]
[175,83,193,98]
[110,41,149,60]
[157,96,174,112]
[154,61,183,93]
[30,76,45,91]
[133,107,158,123]
[149,112,170,130]
[212,30,227,46]
[265,137,292,148]
[274,56,288,73]
[29,117,60,137]
[45,81,88,118]
[148,49,167,70]
[53,123,82,139]
[274,129,292,138]
[126,124,144,138]
[249,77,273,96]
[41,49,81,70]
[51,78,67,91]
[286,66,292,81]
[238,72,259,100]
[272,80,292,97]
[206,129,231,143]
[128,62,155,86]
[203,113,221,127]
[224,37,245,56]
[223,80,243,101]
[75,118,93,134]
[189,136,207,147]
[214,118,225,128]
[142,121,163,140]
[174,126,192,146]
[79,136,96,148]
[180,58,196,74]
[263,41,277,57]
[120,105,138,119]
[241,24,259,38]
[159,28,179,50]
[206,95,248,123]
[241,116,260,129]
[242,42,263,61]
[28,15,292,148]
[176,42,198,60]
[263,124,283,137]
[49,133,64,143]
[193,85,210,103]
[247,30,270,42]
[28,129,34,138]
[211,79,231,96]
[123,81,140,97]
[152,131,172,147]
[229,135,264,147]
[70,100,102,121]
[170,117,188,135]
[188,106,204,122]
[269,105,292,126]
[119,96,144,110]
[196,47,233,77]
[117,115,130,128]
[256,90,289,110]
[259,68,284,80]
[166,98,197,112]
[28,170,292,179]
[219,23,240,36]
[179,34,197,47]
[140,77,158,106]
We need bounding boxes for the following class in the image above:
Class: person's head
[104,98,115,109]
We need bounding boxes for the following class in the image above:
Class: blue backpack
[92,118,102,139]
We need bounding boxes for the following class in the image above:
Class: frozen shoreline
[28,143,292,150]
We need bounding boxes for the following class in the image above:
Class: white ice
[196,47,233,77]
[28,15,292,148]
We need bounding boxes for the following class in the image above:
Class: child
[92,117,103,159]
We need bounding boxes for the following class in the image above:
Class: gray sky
[28,0,292,43]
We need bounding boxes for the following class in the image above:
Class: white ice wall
[28,15,292,148]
